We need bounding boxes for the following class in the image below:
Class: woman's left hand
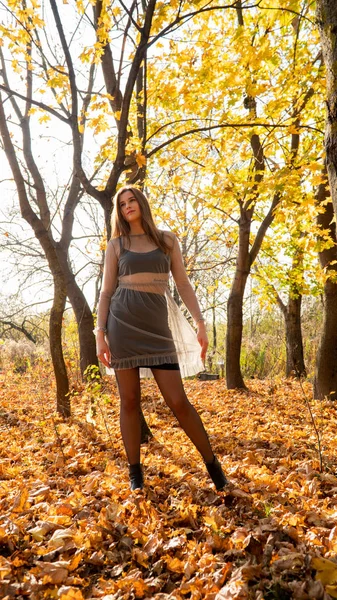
[197,322,208,363]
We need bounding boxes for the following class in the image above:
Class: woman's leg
[152,369,228,489]
[115,368,142,465]
[151,369,215,463]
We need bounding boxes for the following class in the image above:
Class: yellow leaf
[68,553,82,572]
[312,556,337,586]
[165,556,185,573]
[59,588,84,600]
[12,556,25,567]
[38,113,50,124]
[133,579,148,598]
[28,522,54,542]
[12,487,29,513]
[136,153,146,168]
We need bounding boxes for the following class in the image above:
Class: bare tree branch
[0,84,70,124]
[249,191,281,266]
[146,122,323,158]
[0,319,37,343]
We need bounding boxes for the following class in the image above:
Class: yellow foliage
[136,153,146,168]
[312,556,337,595]
[38,113,51,124]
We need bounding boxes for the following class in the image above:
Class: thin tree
[314,170,337,400]
[226,1,321,388]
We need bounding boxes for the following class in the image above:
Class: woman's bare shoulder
[109,237,120,247]
[161,229,175,237]
[160,230,176,244]
[107,237,121,257]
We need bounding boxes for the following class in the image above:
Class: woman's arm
[170,234,204,324]
[169,234,208,362]
[96,240,118,330]
[96,240,118,368]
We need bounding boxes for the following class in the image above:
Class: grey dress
[97,232,204,377]
[107,240,178,369]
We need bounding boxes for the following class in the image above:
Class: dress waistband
[118,272,169,294]
[118,281,168,294]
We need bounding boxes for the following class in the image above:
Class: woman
[96,185,227,491]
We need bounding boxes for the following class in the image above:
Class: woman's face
[119,191,142,224]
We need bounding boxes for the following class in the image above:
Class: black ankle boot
[129,463,144,490]
[205,456,228,491]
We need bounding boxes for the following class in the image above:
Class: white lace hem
[105,349,203,379]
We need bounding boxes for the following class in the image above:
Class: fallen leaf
[312,556,337,585]
[58,586,84,599]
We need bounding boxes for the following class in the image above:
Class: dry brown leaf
[48,528,74,550]
[33,561,69,584]
[215,580,249,599]
[143,533,162,555]
[132,548,149,568]
[271,552,305,573]
[0,556,12,580]
[28,521,56,541]
[58,586,84,600]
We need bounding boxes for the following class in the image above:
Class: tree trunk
[226,275,248,389]
[70,292,97,377]
[316,0,337,221]
[315,3,337,399]
[314,174,337,400]
[0,90,70,415]
[212,304,217,352]
[50,273,70,417]
[276,242,307,379]
[61,264,98,376]
[284,295,306,378]
[314,280,337,400]
[226,214,250,389]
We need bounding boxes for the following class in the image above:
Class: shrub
[0,339,49,372]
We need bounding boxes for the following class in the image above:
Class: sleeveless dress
[102,234,204,378]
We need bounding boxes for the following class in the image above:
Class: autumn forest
[1,0,337,598]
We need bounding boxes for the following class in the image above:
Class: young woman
[96,186,227,491]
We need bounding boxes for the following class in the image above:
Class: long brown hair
[111,186,171,253]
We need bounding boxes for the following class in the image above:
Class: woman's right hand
[96,334,111,368]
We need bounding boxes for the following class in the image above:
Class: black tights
[115,367,214,465]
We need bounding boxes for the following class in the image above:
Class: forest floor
[1,366,337,600]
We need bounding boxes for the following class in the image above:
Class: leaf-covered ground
[1,367,337,600]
